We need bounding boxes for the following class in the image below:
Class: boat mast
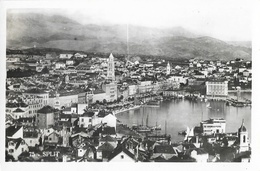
[165,120,167,135]
[146,114,149,127]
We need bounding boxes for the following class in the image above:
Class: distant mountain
[226,41,251,48]
[7,13,251,60]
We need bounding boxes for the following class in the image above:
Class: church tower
[107,53,115,81]
[238,119,249,153]
[166,62,171,75]
[65,75,69,84]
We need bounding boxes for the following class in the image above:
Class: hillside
[7,13,252,60]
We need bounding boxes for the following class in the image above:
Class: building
[55,62,66,69]
[104,82,117,102]
[74,53,87,58]
[59,54,73,59]
[22,94,45,116]
[205,80,228,98]
[23,89,49,106]
[200,118,226,135]
[166,62,171,75]
[107,53,115,81]
[37,106,55,129]
[238,120,249,153]
[6,125,23,139]
[78,111,95,128]
[6,138,29,160]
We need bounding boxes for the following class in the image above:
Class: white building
[60,54,73,59]
[74,53,87,58]
[6,138,29,160]
[200,118,226,135]
[55,62,66,69]
[104,82,117,102]
[128,85,137,96]
[205,80,228,97]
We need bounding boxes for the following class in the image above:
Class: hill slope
[7,13,251,60]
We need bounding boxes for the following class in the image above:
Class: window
[121,155,124,159]
[21,148,24,152]
[9,142,14,146]
[9,149,14,153]
[49,137,52,141]
[243,135,246,143]
[81,118,84,122]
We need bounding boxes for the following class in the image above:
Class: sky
[6,0,253,41]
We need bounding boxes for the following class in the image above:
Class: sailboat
[136,113,152,133]
[206,102,211,109]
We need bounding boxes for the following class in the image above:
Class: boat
[136,126,153,133]
[144,100,160,107]
[151,124,161,131]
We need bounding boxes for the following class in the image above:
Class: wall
[109,151,135,162]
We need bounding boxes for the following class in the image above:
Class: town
[5,49,251,162]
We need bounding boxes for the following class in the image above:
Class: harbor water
[116,92,251,142]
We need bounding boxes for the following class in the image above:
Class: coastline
[113,105,141,115]
[228,89,252,93]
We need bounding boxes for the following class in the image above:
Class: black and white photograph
[1,0,259,167]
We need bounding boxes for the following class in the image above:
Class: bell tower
[238,119,249,153]
[107,53,115,81]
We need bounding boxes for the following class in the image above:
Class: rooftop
[6,125,22,137]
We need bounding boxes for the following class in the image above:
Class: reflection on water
[116,93,251,142]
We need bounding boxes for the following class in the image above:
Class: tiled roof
[13,108,25,113]
[154,145,177,154]
[97,142,115,151]
[38,106,55,114]
[6,125,22,137]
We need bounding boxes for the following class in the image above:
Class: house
[6,138,29,160]
[107,146,136,162]
[184,148,209,162]
[79,111,95,128]
[99,113,117,130]
[23,132,40,147]
[96,142,115,161]
[6,125,23,139]
[44,132,60,145]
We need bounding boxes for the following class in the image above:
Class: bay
[116,92,251,142]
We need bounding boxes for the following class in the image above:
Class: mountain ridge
[6,13,252,60]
